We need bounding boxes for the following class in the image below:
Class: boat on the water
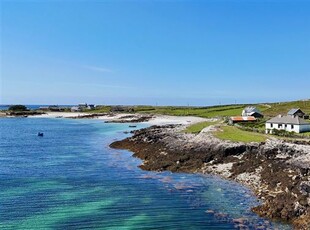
[37,132,44,137]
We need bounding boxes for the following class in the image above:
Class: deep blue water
[0,118,291,229]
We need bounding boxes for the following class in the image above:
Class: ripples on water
[0,118,291,229]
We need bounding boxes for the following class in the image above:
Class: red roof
[230,116,256,121]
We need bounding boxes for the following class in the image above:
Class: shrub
[272,129,295,137]
[8,105,28,111]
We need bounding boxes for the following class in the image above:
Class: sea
[0,105,74,111]
[0,117,292,229]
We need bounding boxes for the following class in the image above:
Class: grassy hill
[261,100,310,117]
[112,104,269,118]
[89,99,310,119]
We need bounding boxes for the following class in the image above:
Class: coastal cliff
[110,124,310,229]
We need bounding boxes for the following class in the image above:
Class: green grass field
[262,100,310,117]
[214,125,267,143]
[236,119,267,131]
[86,106,111,113]
[138,100,310,119]
[87,104,247,117]
[133,105,247,118]
[85,100,310,142]
[87,100,310,120]
[184,121,218,133]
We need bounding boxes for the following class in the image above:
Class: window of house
[270,123,273,128]
[291,125,294,129]
[278,124,282,128]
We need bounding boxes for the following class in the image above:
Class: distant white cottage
[71,103,96,112]
[242,106,263,118]
[266,115,310,134]
[71,106,81,112]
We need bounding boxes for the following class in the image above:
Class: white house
[242,106,263,118]
[265,115,310,134]
[78,103,88,109]
[71,103,96,112]
[71,106,81,112]
[77,103,96,110]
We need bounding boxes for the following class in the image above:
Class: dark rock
[300,181,310,195]
[109,124,310,228]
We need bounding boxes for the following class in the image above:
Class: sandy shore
[31,112,90,118]
[143,115,207,125]
[30,112,207,125]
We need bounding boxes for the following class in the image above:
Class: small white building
[78,103,88,109]
[77,103,96,110]
[71,106,81,112]
[242,106,263,118]
[266,115,310,134]
[88,104,95,109]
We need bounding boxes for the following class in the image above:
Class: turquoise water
[0,118,291,229]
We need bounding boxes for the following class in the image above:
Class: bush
[272,129,296,137]
[8,105,28,111]
[236,124,265,134]
[237,119,267,129]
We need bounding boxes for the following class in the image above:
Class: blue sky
[1,0,309,106]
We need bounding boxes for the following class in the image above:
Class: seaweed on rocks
[110,125,310,229]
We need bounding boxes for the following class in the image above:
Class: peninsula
[2,100,310,228]
[105,100,310,229]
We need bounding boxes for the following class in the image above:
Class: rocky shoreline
[110,124,310,229]
[104,114,153,123]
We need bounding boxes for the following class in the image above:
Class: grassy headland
[184,120,268,143]
[183,121,218,133]
[214,125,267,143]
[89,99,310,118]
[86,99,310,142]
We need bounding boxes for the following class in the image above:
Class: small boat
[129,125,137,128]
[38,132,44,137]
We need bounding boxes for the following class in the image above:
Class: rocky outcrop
[110,125,310,229]
[5,111,45,117]
[69,113,110,119]
[105,115,153,123]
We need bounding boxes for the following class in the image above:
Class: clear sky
[1,0,309,106]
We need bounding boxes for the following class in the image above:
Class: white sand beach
[30,112,207,125]
[31,112,88,118]
[145,115,206,125]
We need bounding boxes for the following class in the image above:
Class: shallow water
[0,118,291,229]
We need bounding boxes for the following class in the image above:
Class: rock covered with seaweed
[110,124,310,229]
